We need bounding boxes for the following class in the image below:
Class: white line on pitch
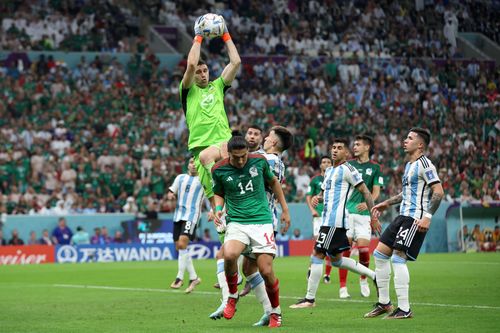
[52,284,500,310]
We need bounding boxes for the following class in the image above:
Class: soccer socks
[185,252,197,280]
[325,255,332,276]
[358,246,370,280]
[217,259,229,302]
[333,257,375,280]
[392,254,410,312]
[199,160,215,198]
[305,256,324,300]
[248,272,272,314]
[265,279,281,314]
[374,250,391,304]
[177,249,188,280]
[338,250,351,287]
[226,271,239,296]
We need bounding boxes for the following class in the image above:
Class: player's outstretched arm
[182,17,204,89]
[220,20,241,86]
[268,176,290,232]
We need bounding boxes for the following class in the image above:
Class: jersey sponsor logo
[226,176,233,182]
[249,166,258,177]
[425,170,435,180]
[200,93,215,110]
[366,168,372,175]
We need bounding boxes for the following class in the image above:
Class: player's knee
[199,149,214,166]
[330,256,342,267]
[392,251,407,263]
[310,254,324,265]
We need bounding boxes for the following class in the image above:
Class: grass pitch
[1,253,499,333]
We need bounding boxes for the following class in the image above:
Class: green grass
[1,253,499,333]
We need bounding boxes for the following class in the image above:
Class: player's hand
[213,210,224,227]
[371,201,389,219]
[220,15,228,33]
[370,218,382,236]
[356,202,368,213]
[311,195,321,208]
[311,210,319,218]
[166,192,175,201]
[281,210,291,233]
[414,217,431,232]
[194,15,204,36]
[207,209,215,222]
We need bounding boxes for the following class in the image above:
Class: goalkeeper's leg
[196,143,227,206]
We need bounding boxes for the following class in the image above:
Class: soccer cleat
[185,277,201,293]
[384,307,413,319]
[252,313,270,326]
[364,302,394,318]
[289,298,315,308]
[323,275,331,284]
[223,296,239,319]
[209,301,226,320]
[239,281,252,297]
[213,282,220,289]
[170,278,183,289]
[268,313,282,328]
[339,287,351,299]
[360,278,370,297]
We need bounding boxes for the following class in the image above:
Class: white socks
[336,257,375,280]
[217,259,229,302]
[392,254,410,312]
[305,256,324,299]
[374,250,391,305]
[247,272,272,314]
[178,249,197,280]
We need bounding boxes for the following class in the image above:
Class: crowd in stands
[152,0,499,58]
[458,224,500,252]
[0,0,139,52]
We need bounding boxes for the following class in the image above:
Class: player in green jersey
[306,156,333,283]
[212,136,290,328]
[339,135,383,299]
[179,16,241,208]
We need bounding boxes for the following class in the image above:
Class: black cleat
[384,307,413,319]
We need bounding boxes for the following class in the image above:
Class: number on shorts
[183,221,192,233]
[317,232,327,244]
[396,226,408,240]
[264,232,275,245]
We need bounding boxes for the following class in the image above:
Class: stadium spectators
[27,230,38,244]
[0,229,7,245]
[71,226,90,245]
[51,217,73,245]
[38,229,53,245]
[8,228,24,245]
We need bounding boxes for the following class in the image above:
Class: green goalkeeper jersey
[212,154,275,225]
[307,174,325,216]
[179,77,232,151]
[346,160,383,216]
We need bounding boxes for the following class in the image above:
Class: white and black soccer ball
[194,13,225,39]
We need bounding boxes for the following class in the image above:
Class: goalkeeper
[179,15,241,208]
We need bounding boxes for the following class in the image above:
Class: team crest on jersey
[249,166,258,177]
[200,93,215,110]
[425,170,435,180]
[366,168,372,175]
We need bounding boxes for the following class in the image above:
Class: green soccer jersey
[346,160,383,216]
[212,155,275,225]
[307,174,325,215]
[179,77,232,151]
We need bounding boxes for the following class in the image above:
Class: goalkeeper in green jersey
[179,15,241,208]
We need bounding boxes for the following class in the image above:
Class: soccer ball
[195,13,225,39]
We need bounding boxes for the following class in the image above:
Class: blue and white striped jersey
[321,162,363,228]
[262,152,286,230]
[400,155,440,219]
[169,174,205,223]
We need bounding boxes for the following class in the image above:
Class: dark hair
[320,155,332,163]
[410,127,431,146]
[227,135,248,152]
[355,134,374,155]
[197,59,206,66]
[332,137,349,147]
[271,126,293,151]
[247,124,263,133]
[231,129,243,136]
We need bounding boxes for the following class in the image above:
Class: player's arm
[267,175,291,232]
[356,184,380,213]
[306,194,319,217]
[311,190,324,207]
[355,182,381,235]
[415,182,444,232]
[182,18,204,89]
[371,191,402,219]
[220,21,241,86]
[167,175,180,200]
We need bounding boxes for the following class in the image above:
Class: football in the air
[194,13,225,39]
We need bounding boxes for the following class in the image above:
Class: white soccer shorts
[224,222,276,255]
[346,214,372,241]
